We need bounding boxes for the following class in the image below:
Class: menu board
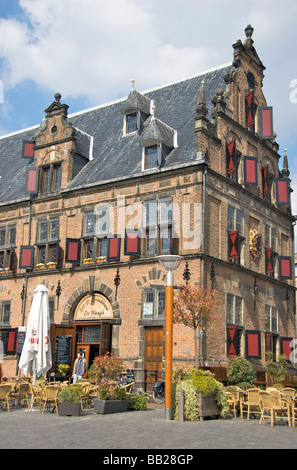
[17,329,26,355]
[54,336,72,370]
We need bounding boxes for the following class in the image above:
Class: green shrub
[192,369,217,396]
[127,392,147,411]
[265,352,288,385]
[214,382,230,418]
[116,388,127,400]
[227,356,256,386]
[57,385,83,403]
[172,368,193,383]
[173,380,199,421]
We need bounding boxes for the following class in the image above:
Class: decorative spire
[131,77,135,90]
[196,80,208,118]
[282,148,290,178]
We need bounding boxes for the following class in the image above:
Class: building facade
[0,26,295,386]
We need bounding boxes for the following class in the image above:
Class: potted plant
[173,368,229,421]
[83,258,93,264]
[89,352,129,414]
[57,364,70,377]
[57,385,83,416]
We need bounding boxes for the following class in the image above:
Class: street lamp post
[157,255,183,421]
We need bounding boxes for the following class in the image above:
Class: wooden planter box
[94,399,129,414]
[198,392,219,421]
[58,402,81,416]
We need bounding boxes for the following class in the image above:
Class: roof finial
[55,92,61,102]
[131,77,135,90]
[244,25,254,49]
[282,148,290,178]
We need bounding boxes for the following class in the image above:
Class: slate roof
[0,63,233,205]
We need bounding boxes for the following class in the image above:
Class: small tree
[227,356,256,387]
[88,352,125,384]
[265,352,288,386]
[173,283,219,368]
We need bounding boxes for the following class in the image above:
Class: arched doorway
[73,293,113,369]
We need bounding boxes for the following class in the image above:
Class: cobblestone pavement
[0,404,297,452]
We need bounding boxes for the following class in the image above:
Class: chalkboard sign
[54,336,72,370]
[17,330,26,355]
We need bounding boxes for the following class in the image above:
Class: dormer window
[125,112,138,134]
[144,145,159,170]
[40,163,61,194]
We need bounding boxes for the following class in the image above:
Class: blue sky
[0,0,297,213]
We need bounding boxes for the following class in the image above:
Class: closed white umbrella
[19,284,52,384]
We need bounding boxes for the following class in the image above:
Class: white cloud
[0,0,222,103]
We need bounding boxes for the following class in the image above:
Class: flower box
[47,262,57,269]
[83,259,93,264]
[58,402,81,417]
[93,398,129,414]
[96,257,107,263]
[198,392,220,421]
[36,264,45,270]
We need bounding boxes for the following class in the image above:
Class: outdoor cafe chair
[0,384,12,412]
[27,384,43,411]
[240,388,261,420]
[281,387,297,396]
[226,386,242,417]
[40,385,60,414]
[14,382,31,407]
[259,391,291,427]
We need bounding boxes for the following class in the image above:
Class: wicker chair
[40,385,60,414]
[259,391,291,426]
[0,384,12,412]
[240,388,261,420]
[27,384,43,411]
[281,387,296,396]
[226,386,242,417]
[14,382,31,407]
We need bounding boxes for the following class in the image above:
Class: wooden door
[144,326,163,390]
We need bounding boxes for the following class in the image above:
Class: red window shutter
[19,246,34,269]
[280,337,293,362]
[226,139,236,175]
[107,236,121,261]
[246,91,254,128]
[259,107,273,139]
[244,156,257,185]
[275,178,289,205]
[124,230,140,256]
[65,238,81,264]
[6,328,18,355]
[22,140,34,159]
[227,325,238,357]
[262,165,270,197]
[265,332,272,353]
[245,330,261,359]
[265,248,274,275]
[228,230,239,260]
[279,256,292,279]
[26,168,39,193]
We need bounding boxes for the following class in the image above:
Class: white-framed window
[143,197,172,256]
[226,293,243,326]
[143,288,166,319]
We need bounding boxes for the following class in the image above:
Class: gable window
[227,205,244,264]
[264,224,277,277]
[143,198,172,256]
[81,208,110,263]
[226,294,243,357]
[264,305,278,358]
[40,164,62,194]
[36,218,59,267]
[0,301,11,325]
[0,225,16,272]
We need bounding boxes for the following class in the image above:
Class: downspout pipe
[21,196,32,326]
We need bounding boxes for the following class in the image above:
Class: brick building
[0,26,296,387]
